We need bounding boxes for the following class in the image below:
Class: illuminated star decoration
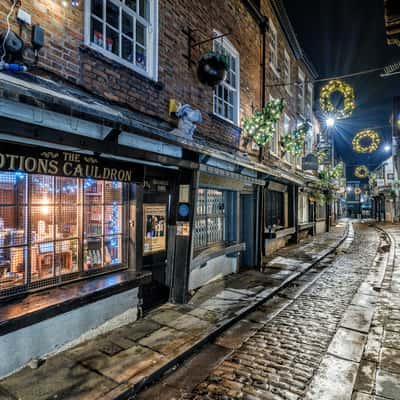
[243,99,284,146]
[354,165,369,179]
[320,80,355,120]
[352,129,380,154]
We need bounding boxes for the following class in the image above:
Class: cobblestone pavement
[351,224,400,400]
[136,222,388,400]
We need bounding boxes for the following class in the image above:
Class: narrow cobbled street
[135,222,398,400]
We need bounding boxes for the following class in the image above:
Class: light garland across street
[352,129,380,153]
[354,165,369,179]
[320,80,355,119]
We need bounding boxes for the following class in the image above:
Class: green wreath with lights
[243,99,284,146]
[354,187,362,195]
[320,80,355,119]
[352,129,380,154]
[354,165,369,179]
[281,123,308,156]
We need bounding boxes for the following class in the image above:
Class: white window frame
[269,95,281,157]
[212,32,240,125]
[283,50,291,93]
[269,22,279,76]
[84,0,159,81]
[298,192,309,224]
[297,69,305,116]
[282,113,292,164]
[306,82,313,119]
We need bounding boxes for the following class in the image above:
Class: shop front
[263,180,297,256]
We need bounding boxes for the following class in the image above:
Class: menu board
[143,204,167,255]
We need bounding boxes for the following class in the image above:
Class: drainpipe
[256,17,269,268]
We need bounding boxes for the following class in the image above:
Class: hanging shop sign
[302,153,319,171]
[0,142,141,182]
[143,204,167,255]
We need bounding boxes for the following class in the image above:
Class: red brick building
[0,0,321,377]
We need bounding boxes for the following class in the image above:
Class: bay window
[0,172,128,297]
[85,0,158,79]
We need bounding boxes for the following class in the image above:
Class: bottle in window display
[106,37,113,52]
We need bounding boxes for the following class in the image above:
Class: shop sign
[143,204,167,255]
[302,154,319,171]
[0,142,140,182]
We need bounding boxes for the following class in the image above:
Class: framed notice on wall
[143,204,167,255]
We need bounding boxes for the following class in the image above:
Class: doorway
[240,193,256,268]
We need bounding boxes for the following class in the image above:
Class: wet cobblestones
[188,223,380,400]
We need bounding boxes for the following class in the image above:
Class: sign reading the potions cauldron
[0,142,138,182]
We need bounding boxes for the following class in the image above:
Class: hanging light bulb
[71,0,80,6]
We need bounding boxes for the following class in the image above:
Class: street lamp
[384,144,391,152]
[347,186,353,192]
[326,117,336,128]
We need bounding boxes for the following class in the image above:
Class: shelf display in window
[0,171,128,295]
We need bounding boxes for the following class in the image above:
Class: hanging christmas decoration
[368,173,377,187]
[319,162,344,188]
[354,165,369,179]
[320,80,355,119]
[281,123,308,156]
[354,188,362,195]
[243,98,284,146]
[352,129,380,154]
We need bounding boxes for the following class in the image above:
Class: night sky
[284,0,400,180]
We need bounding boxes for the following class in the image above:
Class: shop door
[141,192,170,309]
[240,194,256,268]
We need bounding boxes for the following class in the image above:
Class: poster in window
[143,204,167,255]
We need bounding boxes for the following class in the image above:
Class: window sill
[265,227,295,239]
[298,222,314,231]
[191,242,245,270]
[80,44,163,91]
[0,270,152,336]
[209,112,240,129]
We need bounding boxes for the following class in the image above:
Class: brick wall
[0,0,314,157]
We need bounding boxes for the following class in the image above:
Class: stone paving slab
[375,369,400,399]
[340,305,374,333]
[328,328,367,363]
[305,355,359,400]
[0,355,117,400]
[380,347,400,374]
[353,359,376,394]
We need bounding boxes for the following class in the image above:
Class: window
[306,83,313,119]
[282,114,293,164]
[269,22,279,74]
[213,35,240,124]
[265,190,284,229]
[297,69,305,115]
[85,0,158,79]
[283,50,291,92]
[0,172,128,294]
[298,193,309,224]
[270,96,281,156]
[194,189,236,250]
[316,201,326,220]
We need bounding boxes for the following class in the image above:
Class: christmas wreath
[243,99,284,146]
[320,80,355,119]
[281,123,308,156]
[354,165,369,179]
[354,188,362,195]
[352,129,380,154]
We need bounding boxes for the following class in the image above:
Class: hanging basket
[197,52,229,87]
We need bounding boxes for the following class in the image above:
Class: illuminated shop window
[0,172,128,295]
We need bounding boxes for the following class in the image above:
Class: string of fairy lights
[243,61,391,187]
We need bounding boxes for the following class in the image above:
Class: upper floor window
[297,69,305,114]
[270,96,281,156]
[269,23,279,74]
[283,50,291,92]
[213,35,240,125]
[85,0,158,79]
[306,83,313,119]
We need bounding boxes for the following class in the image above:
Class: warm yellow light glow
[41,198,50,215]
